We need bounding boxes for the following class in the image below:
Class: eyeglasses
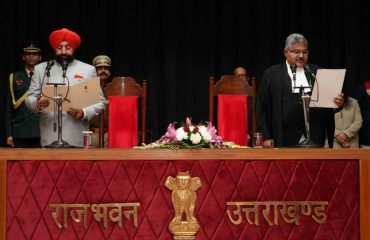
[287,49,309,55]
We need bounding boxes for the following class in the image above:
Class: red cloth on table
[108,96,138,148]
[7,159,359,239]
[217,94,248,145]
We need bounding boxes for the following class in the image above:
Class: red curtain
[108,96,138,148]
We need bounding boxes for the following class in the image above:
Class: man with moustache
[92,55,112,89]
[5,40,42,147]
[25,28,105,147]
[90,55,112,147]
[256,33,344,148]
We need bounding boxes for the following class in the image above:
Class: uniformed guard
[5,40,42,147]
[90,55,112,147]
[92,55,112,89]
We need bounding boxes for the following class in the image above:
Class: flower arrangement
[138,117,245,149]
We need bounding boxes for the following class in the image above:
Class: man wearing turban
[26,28,105,147]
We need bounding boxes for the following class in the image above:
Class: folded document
[42,77,101,112]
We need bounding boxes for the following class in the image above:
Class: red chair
[209,74,256,145]
[99,77,147,148]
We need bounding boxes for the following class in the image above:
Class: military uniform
[5,70,40,147]
[90,55,111,147]
[5,41,42,147]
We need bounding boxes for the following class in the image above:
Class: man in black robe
[256,33,344,148]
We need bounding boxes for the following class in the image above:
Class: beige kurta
[334,97,363,148]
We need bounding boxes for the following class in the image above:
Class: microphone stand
[45,64,73,148]
[292,70,322,148]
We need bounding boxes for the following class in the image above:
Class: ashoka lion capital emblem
[165,171,202,240]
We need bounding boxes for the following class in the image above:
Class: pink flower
[159,123,178,143]
[206,122,223,145]
[186,117,192,126]
[206,122,217,138]
[183,117,192,132]
[156,118,224,147]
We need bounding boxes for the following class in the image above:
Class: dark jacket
[256,63,334,147]
[5,70,40,138]
[356,81,370,145]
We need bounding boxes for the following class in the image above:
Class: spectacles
[288,49,309,55]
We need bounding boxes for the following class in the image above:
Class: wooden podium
[1,148,369,239]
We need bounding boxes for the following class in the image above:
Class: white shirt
[25,68,33,78]
[286,61,311,94]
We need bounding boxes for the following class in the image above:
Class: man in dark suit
[256,33,344,148]
[356,79,370,148]
[5,40,42,147]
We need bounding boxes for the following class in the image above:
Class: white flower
[189,125,195,132]
[176,127,188,141]
[190,132,202,144]
[198,126,212,142]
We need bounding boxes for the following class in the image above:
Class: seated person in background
[5,40,42,147]
[356,79,370,148]
[233,66,247,78]
[256,33,344,148]
[90,55,112,147]
[333,96,362,148]
[233,66,252,146]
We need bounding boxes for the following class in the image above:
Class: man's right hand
[36,96,50,111]
[7,136,14,147]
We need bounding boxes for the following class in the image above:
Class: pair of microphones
[290,64,316,80]
[290,64,316,90]
[45,59,68,78]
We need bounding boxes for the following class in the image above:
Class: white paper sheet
[42,77,101,112]
[309,69,346,108]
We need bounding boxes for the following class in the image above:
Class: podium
[290,64,322,148]
[42,77,101,148]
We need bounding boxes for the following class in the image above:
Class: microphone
[304,65,316,79]
[290,64,297,89]
[45,59,54,77]
[304,65,316,88]
[290,64,297,75]
[61,59,68,78]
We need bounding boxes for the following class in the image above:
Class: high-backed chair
[209,74,256,145]
[99,77,147,148]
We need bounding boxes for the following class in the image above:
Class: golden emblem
[165,171,202,240]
